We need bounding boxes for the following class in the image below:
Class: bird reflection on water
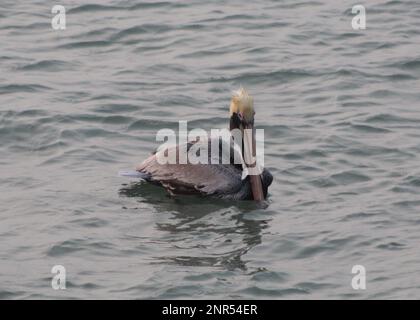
[119,181,271,271]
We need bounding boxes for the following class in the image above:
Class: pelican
[122,88,273,201]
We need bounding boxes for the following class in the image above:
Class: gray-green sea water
[1,0,420,299]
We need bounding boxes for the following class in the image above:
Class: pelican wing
[136,140,246,198]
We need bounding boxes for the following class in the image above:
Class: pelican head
[229,87,255,130]
[228,88,264,201]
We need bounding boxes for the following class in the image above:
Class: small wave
[0,84,51,94]
[67,4,120,14]
[69,217,109,228]
[130,1,187,10]
[110,24,173,41]
[18,60,76,72]
[377,242,406,251]
[92,103,140,114]
[0,290,25,299]
[393,200,420,208]
[276,1,323,9]
[294,236,356,259]
[47,239,117,257]
[32,140,67,152]
[308,177,337,188]
[295,282,336,291]
[385,73,415,81]
[369,89,398,98]
[220,14,261,21]
[387,58,420,70]
[402,176,420,187]
[340,211,384,222]
[81,27,118,38]
[236,286,308,298]
[350,123,392,133]
[1,22,50,31]
[250,270,289,283]
[399,59,420,70]
[128,119,177,131]
[0,56,14,61]
[47,240,85,257]
[197,69,315,85]
[365,113,420,124]
[58,40,111,49]
[0,109,49,118]
[384,0,404,6]
[330,171,371,185]
[68,2,185,14]
[102,115,133,125]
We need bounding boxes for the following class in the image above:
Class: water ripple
[1,0,420,299]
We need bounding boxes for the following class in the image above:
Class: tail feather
[118,170,150,180]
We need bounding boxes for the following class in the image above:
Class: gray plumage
[136,138,273,200]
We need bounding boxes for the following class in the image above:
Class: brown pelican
[122,88,272,201]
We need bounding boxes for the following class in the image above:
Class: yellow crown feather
[229,87,254,122]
